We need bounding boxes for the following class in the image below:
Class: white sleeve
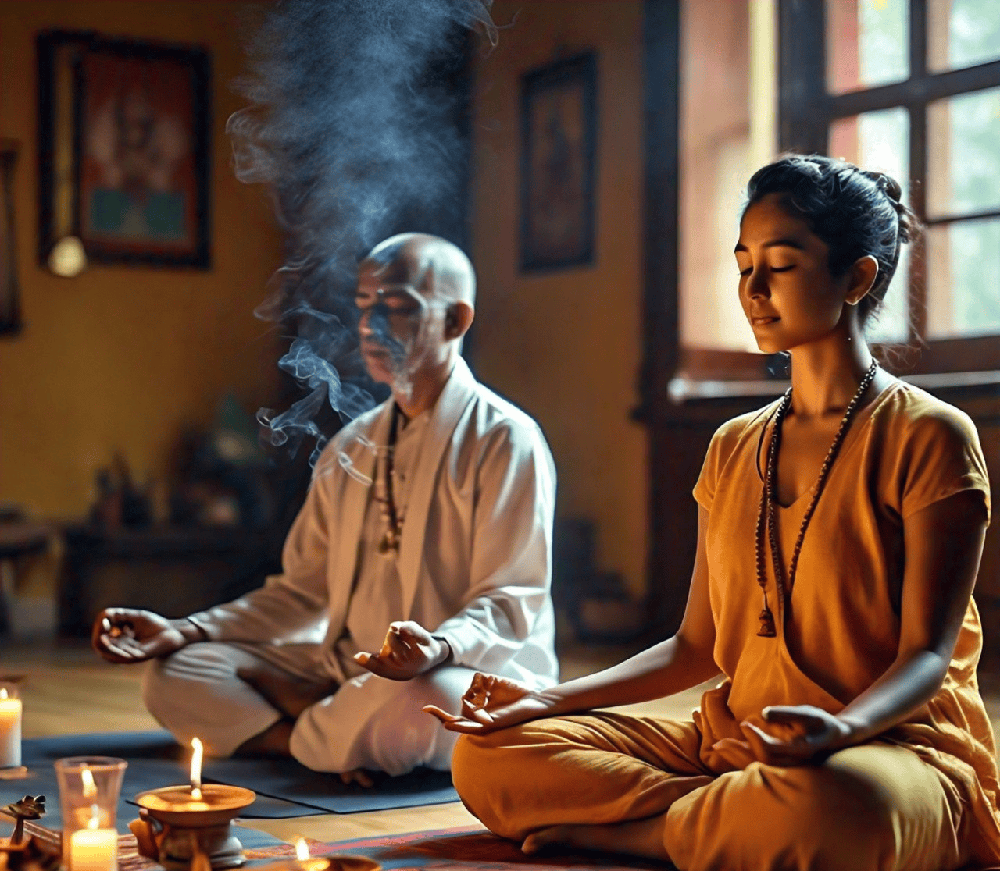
[432,421,556,673]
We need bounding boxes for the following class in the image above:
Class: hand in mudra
[740,705,853,766]
[354,621,449,681]
[711,705,853,767]
[92,608,186,664]
[423,672,553,734]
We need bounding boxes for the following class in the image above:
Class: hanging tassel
[757,606,777,637]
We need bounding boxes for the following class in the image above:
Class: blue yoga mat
[17,732,457,820]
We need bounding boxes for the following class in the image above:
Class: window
[783,0,1000,375]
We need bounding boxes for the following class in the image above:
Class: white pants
[141,641,474,775]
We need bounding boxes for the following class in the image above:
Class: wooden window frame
[780,0,1000,378]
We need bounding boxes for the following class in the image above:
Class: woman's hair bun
[862,169,903,203]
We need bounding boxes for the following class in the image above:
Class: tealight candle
[68,823,117,871]
[0,689,22,768]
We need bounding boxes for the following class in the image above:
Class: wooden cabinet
[59,524,275,637]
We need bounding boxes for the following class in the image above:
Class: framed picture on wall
[519,51,597,272]
[38,30,211,269]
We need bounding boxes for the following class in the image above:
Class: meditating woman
[426,154,1000,870]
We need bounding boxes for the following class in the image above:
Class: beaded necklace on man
[376,403,404,554]
[753,359,879,637]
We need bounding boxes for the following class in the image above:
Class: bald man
[93,234,558,780]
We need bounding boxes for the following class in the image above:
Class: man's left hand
[354,621,450,681]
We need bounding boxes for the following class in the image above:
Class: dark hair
[742,154,920,326]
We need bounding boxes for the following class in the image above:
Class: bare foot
[234,720,293,757]
[236,663,336,719]
[338,769,375,788]
[521,826,573,854]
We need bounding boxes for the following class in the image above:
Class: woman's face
[735,192,856,355]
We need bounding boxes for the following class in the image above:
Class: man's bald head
[364,233,476,307]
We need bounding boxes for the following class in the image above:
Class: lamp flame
[190,738,203,800]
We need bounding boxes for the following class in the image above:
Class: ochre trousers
[453,712,972,871]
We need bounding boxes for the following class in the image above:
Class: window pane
[928,0,1000,72]
[926,88,1000,218]
[827,0,909,94]
[926,218,1000,338]
[830,109,910,342]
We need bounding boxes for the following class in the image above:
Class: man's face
[354,258,447,389]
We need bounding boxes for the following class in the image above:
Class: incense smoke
[229,0,496,461]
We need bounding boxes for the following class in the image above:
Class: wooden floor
[4,640,1000,847]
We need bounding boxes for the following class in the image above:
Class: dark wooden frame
[0,140,22,337]
[519,51,597,272]
[37,30,211,269]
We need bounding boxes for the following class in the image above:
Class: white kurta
[142,358,558,774]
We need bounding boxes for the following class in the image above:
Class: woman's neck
[786,335,875,419]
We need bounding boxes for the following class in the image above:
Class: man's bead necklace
[753,360,879,638]
[377,403,404,554]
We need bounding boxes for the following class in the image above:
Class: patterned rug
[290,826,670,870]
[4,821,669,871]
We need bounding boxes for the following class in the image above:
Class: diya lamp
[250,839,378,871]
[133,739,255,871]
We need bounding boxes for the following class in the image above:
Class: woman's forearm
[837,649,950,744]
[538,635,720,716]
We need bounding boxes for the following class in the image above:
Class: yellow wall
[471,2,648,598]
[0,2,284,518]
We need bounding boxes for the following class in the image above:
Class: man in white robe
[92,234,558,779]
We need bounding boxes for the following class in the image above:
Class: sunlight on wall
[679,0,777,361]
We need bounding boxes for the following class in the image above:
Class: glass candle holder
[54,756,127,871]
[0,684,22,768]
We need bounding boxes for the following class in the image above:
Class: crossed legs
[142,640,476,775]
[452,713,968,871]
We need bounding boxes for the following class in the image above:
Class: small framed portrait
[519,51,597,272]
[38,31,211,269]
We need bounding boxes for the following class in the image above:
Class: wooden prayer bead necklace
[753,359,879,637]
[377,403,404,554]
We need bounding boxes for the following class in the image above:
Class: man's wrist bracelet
[185,617,209,642]
[433,635,453,665]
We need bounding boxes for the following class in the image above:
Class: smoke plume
[229,0,496,461]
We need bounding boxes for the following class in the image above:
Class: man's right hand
[92,608,194,664]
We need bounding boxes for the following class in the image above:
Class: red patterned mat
[302,826,670,870]
[5,817,670,869]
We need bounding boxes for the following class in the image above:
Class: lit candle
[190,738,203,800]
[0,689,22,768]
[294,838,330,871]
[67,812,116,871]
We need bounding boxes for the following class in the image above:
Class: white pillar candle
[68,828,117,871]
[0,690,21,768]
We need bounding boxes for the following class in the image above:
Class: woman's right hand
[91,608,189,663]
[423,672,557,734]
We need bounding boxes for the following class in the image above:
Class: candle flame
[190,738,203,800]
[81,767,97,798]
[87,808,100,830]
[295,839,310,861]
[0,688,7,700]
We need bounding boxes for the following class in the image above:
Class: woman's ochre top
[693,379,1000,863]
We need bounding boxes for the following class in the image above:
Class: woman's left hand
[738,705,854,766]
